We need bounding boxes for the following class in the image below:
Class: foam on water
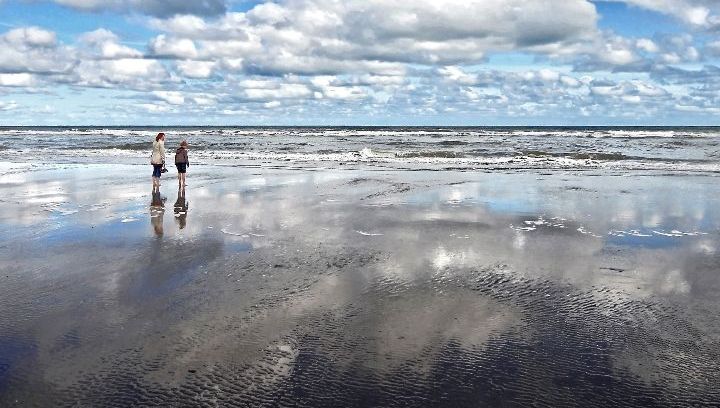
[1,126,719,173]
[354,230,384,236]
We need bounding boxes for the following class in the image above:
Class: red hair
[155,132,165,142]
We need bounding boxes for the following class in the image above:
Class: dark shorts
[176,163,187,173]
[152,164,163,178]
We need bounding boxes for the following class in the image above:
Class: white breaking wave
[1,127,719,174]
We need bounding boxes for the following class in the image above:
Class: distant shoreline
[1,125,720,130]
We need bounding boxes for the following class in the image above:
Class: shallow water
[1,165,719,406]
[1,126,720,172]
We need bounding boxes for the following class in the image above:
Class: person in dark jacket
[175,140,189,187]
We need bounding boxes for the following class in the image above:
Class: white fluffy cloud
[151,0,599,73]
[244,83,313,101]
[1,1,720,123]
[572,31,703,72]
[149,35,198,59]
[73,58,170,89]
[4,26,56,47]
[176,60,215,78]
[80,29,143,59]
[0,27,73,74]
[0,73,35,87]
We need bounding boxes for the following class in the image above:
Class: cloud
[2,2,720,124]
[590,79,668,99]
[80,29,143,59]
[705,40,720,57]
[153,90,184,105]
[150,0,599,74]
[0,73,35,87]
[318,85,367,100]
[4,26,56,47]
[0,100,19,111]
[0,27,74,74]
[438,66,479,85]
[651,65,720,86]
[602,0,720,28]
[138,102,170,113]
[72,58,170,89]
[149,34,198,59]
[244,83,313,101]
[572,32,702,72]
[51,0,226,17]
[176,60,215,78]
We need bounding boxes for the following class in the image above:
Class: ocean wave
[438,140,470,146]
[396,150,465,158]
[519,150,636,161]
[2,146,720,173]
[1,127,719,174]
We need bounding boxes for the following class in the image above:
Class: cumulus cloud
[2,1,720,123]
[176,60,215,78]
[572,31,703,72]
[80,29,143,59]
[0,27,74,74]
[600,0,720,28]
[149,34,198,59]
[4,26,56,47]
[151,0,599,74]
[244,83,313,101]
[590,79,669,99]
[51,0,226,17]
[72,58,170,89]
[0,73,35,87]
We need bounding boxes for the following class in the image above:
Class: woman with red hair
[150,132,166,189]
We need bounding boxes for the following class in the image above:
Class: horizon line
[1,125,719,128]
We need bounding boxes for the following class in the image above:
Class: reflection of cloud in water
[3,166,720,405]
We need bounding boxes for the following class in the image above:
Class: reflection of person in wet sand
[174,187,189,229]
[150,188,166,236]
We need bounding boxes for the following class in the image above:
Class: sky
[0,0,719,126]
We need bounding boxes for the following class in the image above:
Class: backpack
[175,147,187,164]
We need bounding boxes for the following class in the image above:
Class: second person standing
[175,140,189,187]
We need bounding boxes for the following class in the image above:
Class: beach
[4,0,720,402]
[0,127,720,407]
[1,128,720,406]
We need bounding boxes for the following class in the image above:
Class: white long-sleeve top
[151,140,165,164]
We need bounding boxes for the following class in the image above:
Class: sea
[1,126,719,173]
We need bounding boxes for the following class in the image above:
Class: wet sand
[1,165,719,406]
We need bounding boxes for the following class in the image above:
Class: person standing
[175,140,189,187]
[151,132,166,189]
